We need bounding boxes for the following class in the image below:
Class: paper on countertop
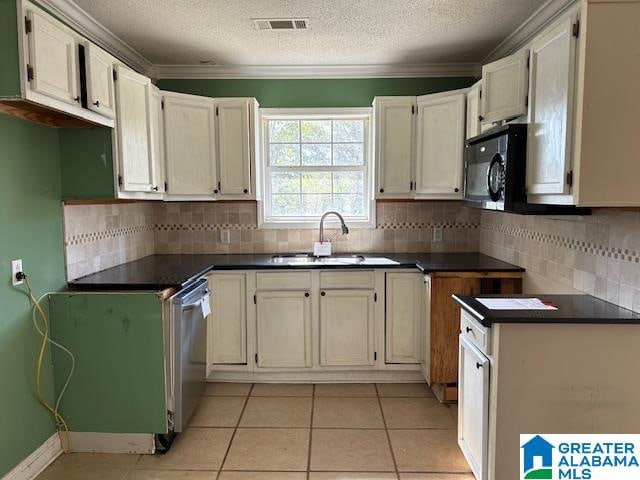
[476,297,558,310]
[313,241,332,257]
[201,293,211,317]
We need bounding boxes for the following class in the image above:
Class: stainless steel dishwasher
[167,277,209,433]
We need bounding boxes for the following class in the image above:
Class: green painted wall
[156,77,476,108]
[49,293,167,434]
[0,0,20,97]
[59,127,115,199]
[0,115,65,476]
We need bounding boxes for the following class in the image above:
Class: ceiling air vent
[252,18,309,30]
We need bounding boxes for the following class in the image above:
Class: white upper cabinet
[163,91,217,196]
[114,64,154,192]
[320,289,375,367]
[374,96,415,197]
[215,98,253,197]
[83,41,115,118]
[526,15,577,197]
[26,9,80,106]
[481,49,529,123]
[414,90,466,198]
[466,81,482,140]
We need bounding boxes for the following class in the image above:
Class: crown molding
[35,0,155,76]
[154,63,481,80]
[482,0,577,64]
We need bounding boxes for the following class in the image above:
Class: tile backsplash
[480,209,640,311]
[63,200,480,280]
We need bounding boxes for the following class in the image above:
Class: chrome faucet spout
[319,211,349,243]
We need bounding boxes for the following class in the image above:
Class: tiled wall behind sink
[64,202,155,281]
[153,201,480,255]
[480,209,640,311]
[62,200,480,280]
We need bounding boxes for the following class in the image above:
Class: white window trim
[258,107,375,229]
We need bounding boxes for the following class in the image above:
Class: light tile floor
[35,383,472,480]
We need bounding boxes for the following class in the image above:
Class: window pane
[269,120,299,142]
[333,171,364,194]
[333,143,364,166]
[270,144,300,166]
[301,144,331,166]
[333,194,365,216]
[271,172,300,194]
[302,194,332,215]
[301,120,331,142]
[302,172,332,193]
[333,120,364,142]
[272,194,301,216]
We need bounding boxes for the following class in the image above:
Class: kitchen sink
[269,254,366,266]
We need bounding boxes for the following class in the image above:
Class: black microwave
[463,124,527,212]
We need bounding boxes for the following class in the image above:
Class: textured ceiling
[72,0,545,66]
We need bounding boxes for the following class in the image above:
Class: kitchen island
[452,294,640,480]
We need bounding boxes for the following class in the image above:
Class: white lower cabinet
[319,289,375,367]
[256,290,312,368]
[385,272,423,364]
[458,333,490,480]
[207,273,247,365]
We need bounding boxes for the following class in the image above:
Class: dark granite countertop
[452,294,640,326]
[67,252,523,291]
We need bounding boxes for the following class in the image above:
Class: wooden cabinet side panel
[429,277,481,384]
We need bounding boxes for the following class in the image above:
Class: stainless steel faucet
[318,211,349,243]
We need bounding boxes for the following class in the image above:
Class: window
[259,108,373,228]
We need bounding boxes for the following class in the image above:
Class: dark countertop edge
[452,294,640,327]
[67,253,524,291]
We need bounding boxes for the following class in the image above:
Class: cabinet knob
[379,188,384,193]
[305,292,310,297]
[243,188,248,194]
[321,291,326,296]
[74,96,80,103]
[476,362,483,369]
[152,186,158,191]
[214,189,218,194]
[478,115,484,122]
[93,100,100,107]
[454,188,459,193]
[466,326,472,333]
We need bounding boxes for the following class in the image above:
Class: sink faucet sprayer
[318,211,349,244]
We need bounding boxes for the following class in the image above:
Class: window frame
[258,107,375,229]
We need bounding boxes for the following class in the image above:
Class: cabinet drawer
[460,309,490,355]
[320,270,375,289]
[256,271,312,290]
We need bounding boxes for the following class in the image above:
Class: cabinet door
[466,81,482,140]
[415,91,465,197]
[526,16,577,196]
[215,99,252,196]
[320,289,375,367]
[458,334,489,480]
[374,97,415,196]
[385,272,423,364]
[83,42,115,118]
[26,9,79,106]
[114,65,154,192]
[481,49,529,123]
[208,274,246,364]
[163,92,217,195]
[148,86,165,192]
[256,291,311,368]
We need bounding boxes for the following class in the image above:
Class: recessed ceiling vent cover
[252,18,309,30]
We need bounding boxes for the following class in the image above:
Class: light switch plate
[220,229,230,244]
[433,227,443,243]
[11,259,23,286]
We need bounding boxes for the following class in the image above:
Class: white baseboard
[208,370,425,383]
[2,433,62,480]
[68,432,155,454]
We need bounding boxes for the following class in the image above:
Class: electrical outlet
[220,229,230,244]
[432,227,443,243]
[11,259,23,286]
